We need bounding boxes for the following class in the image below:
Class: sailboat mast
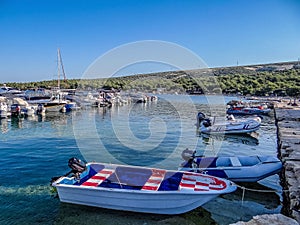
[57,48,61,89]
[60,52,66,82]
[57,48,67,89]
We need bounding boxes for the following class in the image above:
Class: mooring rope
[235,184,284,193]
[233,183,289,205]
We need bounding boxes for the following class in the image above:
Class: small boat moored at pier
[52,158,236,215]
[227,107,271,115]
[179,149,282,182]
[0,98,9,118]
[196,112,261,135]
[226,100,272,115]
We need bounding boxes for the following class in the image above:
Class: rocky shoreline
[230,101,300,225]
[275,103,300,223]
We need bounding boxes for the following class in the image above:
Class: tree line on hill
[2,68,300,97]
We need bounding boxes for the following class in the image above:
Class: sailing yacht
[27,49,68,112]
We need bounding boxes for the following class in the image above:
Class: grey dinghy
[52,158,236,215]
[180,150,282,182]
[196,112,261,135]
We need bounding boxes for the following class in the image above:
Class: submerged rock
[229,214,298,225]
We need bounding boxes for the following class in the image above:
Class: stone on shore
[229,214,298,225]
[275,106,300,223]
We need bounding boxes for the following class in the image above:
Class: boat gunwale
[54,183,235,195]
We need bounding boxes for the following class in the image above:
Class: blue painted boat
[180,150,282,182]
[52,158,236,214]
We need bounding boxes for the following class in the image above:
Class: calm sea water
[0,95,281,225]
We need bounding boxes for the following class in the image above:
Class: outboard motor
[181,148,196,168]
[68,157,86,174]
[202,118,212,127]
[196,112,206,127]
[37,104,44,115]
[11,104,21,117]
[51,158,86,184]
[181,148,196,161]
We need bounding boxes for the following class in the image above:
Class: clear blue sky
[0,0,299,82]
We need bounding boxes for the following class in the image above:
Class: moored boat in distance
[0,100,9,118]
[52,158,237,215]
[227,107,271,115]
[226,100,272,115]
[179,149,282,182]
[28,95,67,112]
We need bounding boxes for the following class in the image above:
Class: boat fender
[68,157,86,174]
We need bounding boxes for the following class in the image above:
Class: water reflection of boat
[201,133,259,146]
[0,118,8,133]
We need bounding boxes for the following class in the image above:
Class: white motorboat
[52,158,236,215]
[28,95,67,112]
[0,97,10,118]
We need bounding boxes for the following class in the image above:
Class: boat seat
[230,157,242,167]
[142,169,166,191]
[81,168,115,187]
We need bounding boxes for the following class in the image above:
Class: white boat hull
[44,104,65,112]
[56,185,219,214]
[199,118,261,135]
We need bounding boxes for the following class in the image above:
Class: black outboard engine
[181,148,196,161]
[51,158,86,184]
[11,104,21,117]
[37,104,44,115]
[202,118,212,127]
[68,157,86,174]
[196,112,206,127]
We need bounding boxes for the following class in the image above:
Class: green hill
[2,61,300,97]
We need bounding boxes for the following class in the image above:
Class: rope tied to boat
[235,184,290,193]
[233,183,290,205]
